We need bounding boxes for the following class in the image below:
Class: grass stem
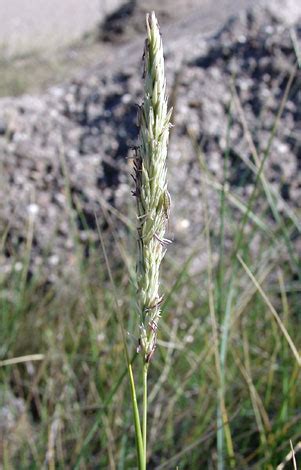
[142,363,149,469]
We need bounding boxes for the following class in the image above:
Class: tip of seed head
[146,11,158,29]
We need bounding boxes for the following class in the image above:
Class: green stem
[128,361,144,469]
[128,362,145,470]
[142,362,149,469]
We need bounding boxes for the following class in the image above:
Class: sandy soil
[0,0,122,55]
[1,0,300,58]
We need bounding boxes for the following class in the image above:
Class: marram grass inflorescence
[133,11,172,363]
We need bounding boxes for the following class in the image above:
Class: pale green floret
[134,11,172,362]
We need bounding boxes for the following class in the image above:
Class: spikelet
[133,11,172,362]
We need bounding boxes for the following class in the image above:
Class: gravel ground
[0,1,300,281]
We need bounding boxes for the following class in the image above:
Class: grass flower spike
[134,11,172,363]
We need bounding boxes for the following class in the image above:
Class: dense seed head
[133,11,172,362]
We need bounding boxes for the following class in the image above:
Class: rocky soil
[0,1,300,280]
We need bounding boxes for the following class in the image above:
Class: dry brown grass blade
[0,354,45,367]
[276,440,301,470]
[291,440,298,470]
